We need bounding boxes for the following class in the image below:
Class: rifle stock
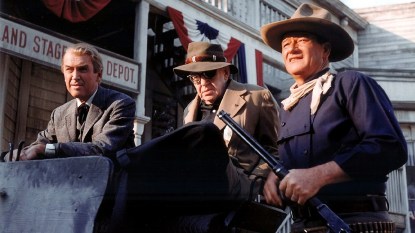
[217,110,350,233]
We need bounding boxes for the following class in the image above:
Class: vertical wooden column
[132,0,151,146]
[15,60,32,144]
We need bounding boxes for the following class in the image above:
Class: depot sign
[0,16,140,93]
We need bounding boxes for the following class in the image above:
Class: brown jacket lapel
[184,80,247,130]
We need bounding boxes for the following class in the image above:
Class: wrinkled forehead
[282,32,317,40]
[63,52,91,64]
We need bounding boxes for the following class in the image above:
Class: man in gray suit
[12,43,135,161]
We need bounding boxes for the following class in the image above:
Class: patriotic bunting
[42,0,111,23]
[167,6,241,62]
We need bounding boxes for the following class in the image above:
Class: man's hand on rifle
[279,167,324,205]
[264,161,351,206]
[263,172,284,207]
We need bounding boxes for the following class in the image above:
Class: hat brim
[260,18,354,62]
[173,62,238,77]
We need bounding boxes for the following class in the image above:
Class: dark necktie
[77,104,90,125]
[199,101,220,122]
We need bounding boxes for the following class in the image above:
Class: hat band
[185,55,227,64]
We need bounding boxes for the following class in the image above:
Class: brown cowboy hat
[260,3,354,62]
[173,41,238,77]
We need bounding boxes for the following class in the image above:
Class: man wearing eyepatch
[174,41,281,201]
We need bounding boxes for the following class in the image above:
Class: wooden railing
[276,212,292,233]
[407,140,415,166]
[200,0,290,29]
[387,167,407,214]
[387,166,410,232]
[258,0,290,27]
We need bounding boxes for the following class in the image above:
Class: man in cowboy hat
[115,41,281,232]
[174,41,280,201]
[260,3,407,233]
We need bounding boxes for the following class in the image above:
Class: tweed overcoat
[31,86,136,158]
[184,80,280,177]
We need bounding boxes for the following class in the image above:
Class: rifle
[217,110,350,233]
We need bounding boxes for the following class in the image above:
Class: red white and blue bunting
[42,0,111,23]
[167,6,241,62]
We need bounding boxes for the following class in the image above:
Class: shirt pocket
[277,119,312,144]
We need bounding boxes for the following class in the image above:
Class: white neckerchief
[281,72,333,115]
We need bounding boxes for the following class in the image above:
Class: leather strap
[291,196,388,219]
[292,222,396,233]
[349,221,395,233]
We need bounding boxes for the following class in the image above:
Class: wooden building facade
[1,0,414,232]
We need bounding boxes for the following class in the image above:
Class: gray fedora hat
[260,3,354,62]
[173,41,238,77]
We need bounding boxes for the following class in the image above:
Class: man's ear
[223,66,230,78]
[323,42,331,57]
[96,72,103,83]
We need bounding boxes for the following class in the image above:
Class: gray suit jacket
[184,80,280,177]
[32,86,136,158]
